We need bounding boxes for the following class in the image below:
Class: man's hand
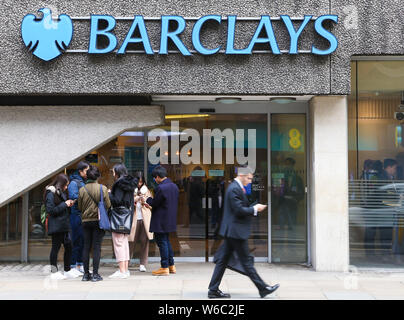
[255,204,267,212]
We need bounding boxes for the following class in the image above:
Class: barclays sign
[21,8,338,61]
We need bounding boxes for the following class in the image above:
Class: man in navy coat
[208,166,280,298]
[145,165,179,276]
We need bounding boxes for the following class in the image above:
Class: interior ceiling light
[165,114,210,119]
[270,97,297,104]
[215,97,242,104]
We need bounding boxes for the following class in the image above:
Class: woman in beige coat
[129,172,153,272]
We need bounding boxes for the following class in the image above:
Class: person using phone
[208,166,280,299]
[44,174,79,280]
[129,171,154,272]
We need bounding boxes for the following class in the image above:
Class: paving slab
[323,291,375,300]
[0,263,403,300]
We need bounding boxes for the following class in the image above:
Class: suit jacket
[146,178,179,233]
[219,180,255,240]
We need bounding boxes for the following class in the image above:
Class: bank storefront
[0,1,403,271]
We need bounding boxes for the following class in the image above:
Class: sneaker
[70,268,82,277]
[139,265,146,272]
[125,270,130,277]
[76,265,84,273]
[50,272,67,280]
[82,272,92,281]
[109,270,128,279]
[91,273,103,282]
[64,269,80,279]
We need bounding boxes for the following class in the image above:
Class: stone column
[309,96,349,272]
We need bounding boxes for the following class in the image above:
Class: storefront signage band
[21,8,338,61]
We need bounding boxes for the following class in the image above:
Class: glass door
[147,114,268,260]
[270,114,308,263]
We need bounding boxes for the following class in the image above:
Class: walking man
[145,165,179,276]
[208,166,280,298]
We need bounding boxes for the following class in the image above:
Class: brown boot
[169,265,176,274]
[152,268,169,276]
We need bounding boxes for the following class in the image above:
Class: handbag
[83,185,111,231]
[109,205,133,234]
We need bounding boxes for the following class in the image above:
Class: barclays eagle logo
[21,8,73,61]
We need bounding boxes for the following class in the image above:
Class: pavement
[0,262,403,300]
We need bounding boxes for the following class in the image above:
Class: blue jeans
[70,214,84,267]
[154,232,174,268]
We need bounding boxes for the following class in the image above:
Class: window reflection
[349,60,404,267]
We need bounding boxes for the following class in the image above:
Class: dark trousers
[82,221,105,274]
[209,237,267,292]
[154,232,174,268]
[50,232,72,273]
[70,214,84,267]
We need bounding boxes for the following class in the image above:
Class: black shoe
[82,272,92,281]
[208,289,231,299]
[259,284,280,298]
[91,273,103,282]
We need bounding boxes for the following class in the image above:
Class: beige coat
[129,186,153,241]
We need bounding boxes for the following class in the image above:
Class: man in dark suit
[208,166,280,298]
[145,166,179,276]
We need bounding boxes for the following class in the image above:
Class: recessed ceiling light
[270,97,297,104]
[215,97,242,104]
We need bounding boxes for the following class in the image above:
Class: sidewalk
[0,262,403,300]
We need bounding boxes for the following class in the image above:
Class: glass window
[349,60,404,267]
[0,197,22,261]
[27,132,146,262]
[271,114,307,263]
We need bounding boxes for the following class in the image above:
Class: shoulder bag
[83,185,111,231]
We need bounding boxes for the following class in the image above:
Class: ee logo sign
[289,128,302,150]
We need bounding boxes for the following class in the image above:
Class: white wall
[0,105,164,207]
[309,96,349,272]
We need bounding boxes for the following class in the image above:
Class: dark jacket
[45,186,71,235]
[219,180,255,240]
[68,171,85,216]
[78,181,111,223]
[147,178,179,233]
[109,175,138,211]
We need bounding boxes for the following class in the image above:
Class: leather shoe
[259,284,280,298]
[208,289,231,299]
[152,268,169,276]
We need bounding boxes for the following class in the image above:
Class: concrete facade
[0,105,164,206]
[0,0,403,96]
[309,96,349,272]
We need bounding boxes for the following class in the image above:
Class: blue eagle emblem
[21,8,73,61]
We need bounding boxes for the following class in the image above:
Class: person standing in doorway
[129,171,153,272]
[108,164,137,279]
[208,166,280,299]
[44,174,78,280]
[145,165,179,276]
[68,161,89,276]
[78,165,111,282]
